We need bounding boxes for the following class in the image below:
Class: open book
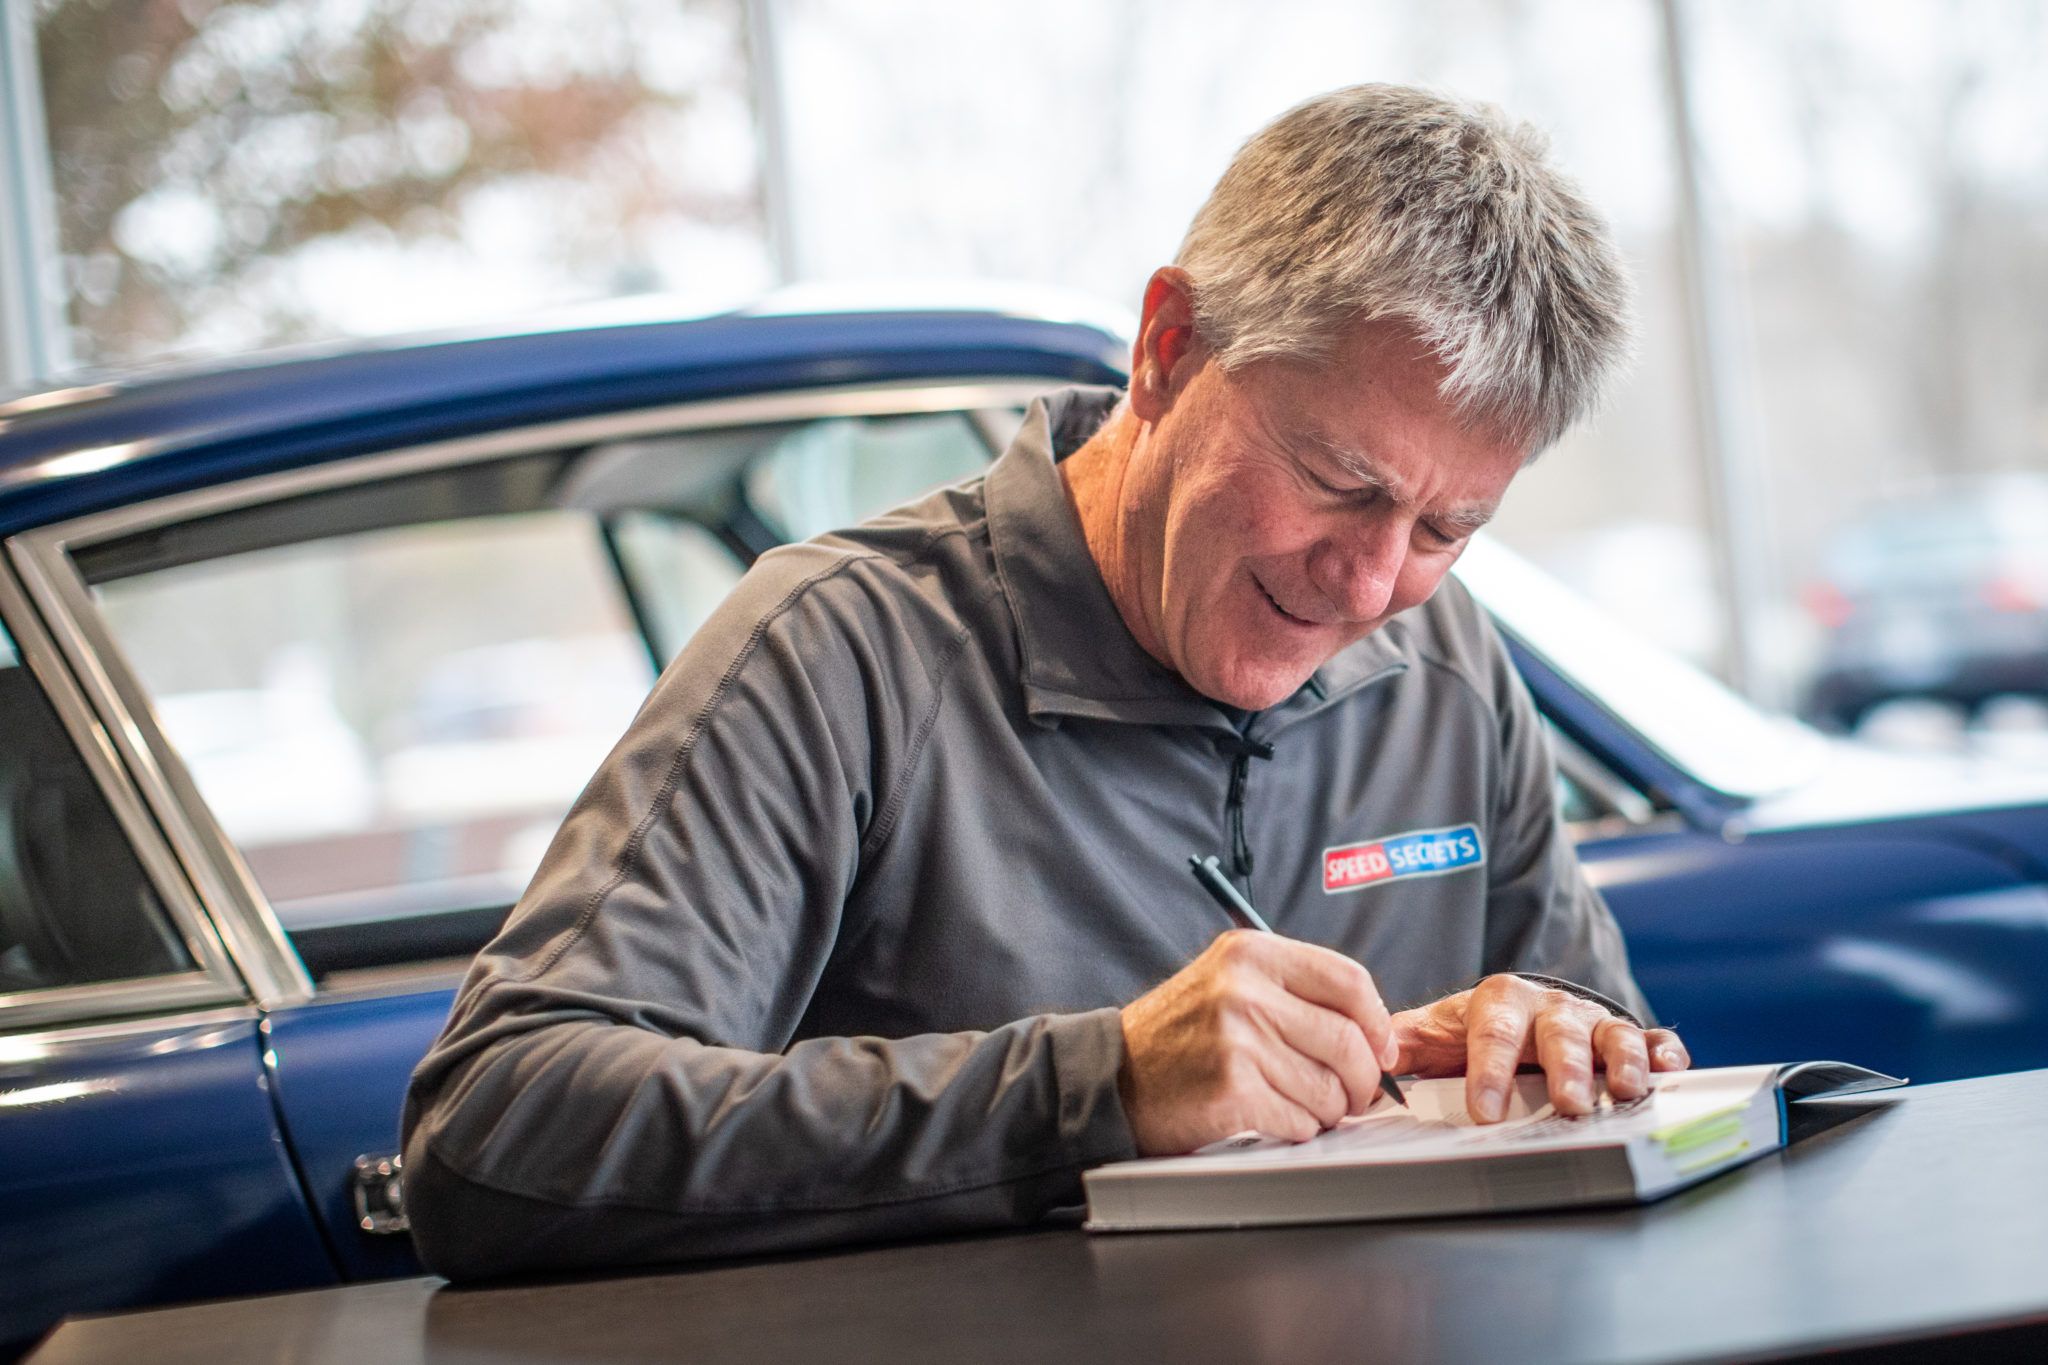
[1083,1061,1903,1233]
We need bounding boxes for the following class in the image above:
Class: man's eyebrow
[1294,429,1498,532]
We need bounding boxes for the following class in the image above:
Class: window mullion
[0,2,69,387]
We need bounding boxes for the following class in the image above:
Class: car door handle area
[351,1152,409,1235]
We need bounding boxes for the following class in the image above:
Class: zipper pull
[1217,724,1271,885]
[1229,751,1254,879]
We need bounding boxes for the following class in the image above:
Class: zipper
[1219,730,1274,896]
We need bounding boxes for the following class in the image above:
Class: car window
[92,510,657,959]
[610,512,748,665]
[64,405,996,978]
[744,411,994,542]
[0,617,192,995]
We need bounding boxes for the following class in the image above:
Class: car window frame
[8,378,1050,1008]
[0,554,245,1031]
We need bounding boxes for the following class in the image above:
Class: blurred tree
[35,0,765,366]
[1703,0,2048,493]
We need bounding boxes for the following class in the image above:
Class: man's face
[1124,322,1528,710]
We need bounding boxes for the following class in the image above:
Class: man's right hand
[1116,930,1401,1156]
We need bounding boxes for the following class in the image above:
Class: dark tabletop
[31,1069,2048,1365]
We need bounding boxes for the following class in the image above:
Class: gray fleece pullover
[401,386,1649,1280]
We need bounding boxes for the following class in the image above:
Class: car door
[0,562,334,1357]
[1460,546,2048,1085]
[16,386,1017,1282]
[1583,820,2048,1083]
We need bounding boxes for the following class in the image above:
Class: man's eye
[1419,522,1463,547]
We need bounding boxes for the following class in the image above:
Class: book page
[1140,1065,1781,1174]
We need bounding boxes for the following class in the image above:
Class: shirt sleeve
[400,546,1136,1283]
[1473,616,1656,1025]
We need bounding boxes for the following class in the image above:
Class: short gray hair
[1175,84,1634,453]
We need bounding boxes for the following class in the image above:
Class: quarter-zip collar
[986,387,1409,738]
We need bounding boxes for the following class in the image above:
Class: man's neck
[1056,406,1169,669]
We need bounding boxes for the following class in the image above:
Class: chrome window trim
[0,975,244,1034]
[8,536,316,1006]
[8,379,1055,1009]
[0,553,247,1030]
[0,1004,256,1057]
[1549,721,1657,827]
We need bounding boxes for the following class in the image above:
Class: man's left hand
[1392,974,1690,1123]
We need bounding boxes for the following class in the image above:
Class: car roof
[0,296,1130,535]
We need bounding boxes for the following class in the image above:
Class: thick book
[1083,1061,1903,1233]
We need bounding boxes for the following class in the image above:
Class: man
[403,84,1688,1280]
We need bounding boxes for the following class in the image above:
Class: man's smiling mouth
[1258,582,1319,628]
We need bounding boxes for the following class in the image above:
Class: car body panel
[1587,821,2048,1083]
[261,985,458,1282]
[0,1011,336,1357]
[0,309,1128,534]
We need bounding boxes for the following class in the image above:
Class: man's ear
[1130,267,1205,423]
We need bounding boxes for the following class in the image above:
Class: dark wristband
[1510,973,1646,1030]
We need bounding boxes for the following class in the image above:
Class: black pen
[1187,854,1407,1109]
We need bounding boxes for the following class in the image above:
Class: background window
[95,510,657,940]
[80,409,992,967]
[610,512,747,664]
[0,619,191,994]
[743,411,997,541]
[33,0,771,369]
[1688,0,2048,742]
[771,0,1705,667]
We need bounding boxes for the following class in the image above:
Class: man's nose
[1309,520,1405,622]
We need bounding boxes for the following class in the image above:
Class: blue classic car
[2,297,2045,1354]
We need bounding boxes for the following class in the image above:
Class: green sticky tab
[1650,1103,1747,1146]
[1658,1115,1745,1156]
[1672,1138,1751,1176]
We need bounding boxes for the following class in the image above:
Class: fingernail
[1618,1064,1645,1093]
[1475,1084,1505,1122]
[1380,1036,1401,1070]
[1657,1046,1685,1069]
[1561,1080,1592,1111]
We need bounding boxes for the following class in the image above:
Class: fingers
[1533,1003,1600,1114]
[1596,1016,1651,1100]
[1646,1028,1691,1072]
[1461,978,1538,1123]
[1522,991,1662,1115]
[1259,987,1386,1119]
[1373,975,1689,1130]
[1115,929,1398,1154]
[1258,934,1400,1071]
[1249,1047,1347,1139]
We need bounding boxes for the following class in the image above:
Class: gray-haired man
[403,84,1689,1280]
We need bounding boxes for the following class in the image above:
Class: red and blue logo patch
[1322,823,1484,894]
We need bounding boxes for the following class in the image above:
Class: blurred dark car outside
[1804,474,2048,730]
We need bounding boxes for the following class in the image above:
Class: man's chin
[1194,661,1317,712]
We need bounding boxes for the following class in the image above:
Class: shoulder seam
[854,521,1001,860]
[858,617,974,863]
